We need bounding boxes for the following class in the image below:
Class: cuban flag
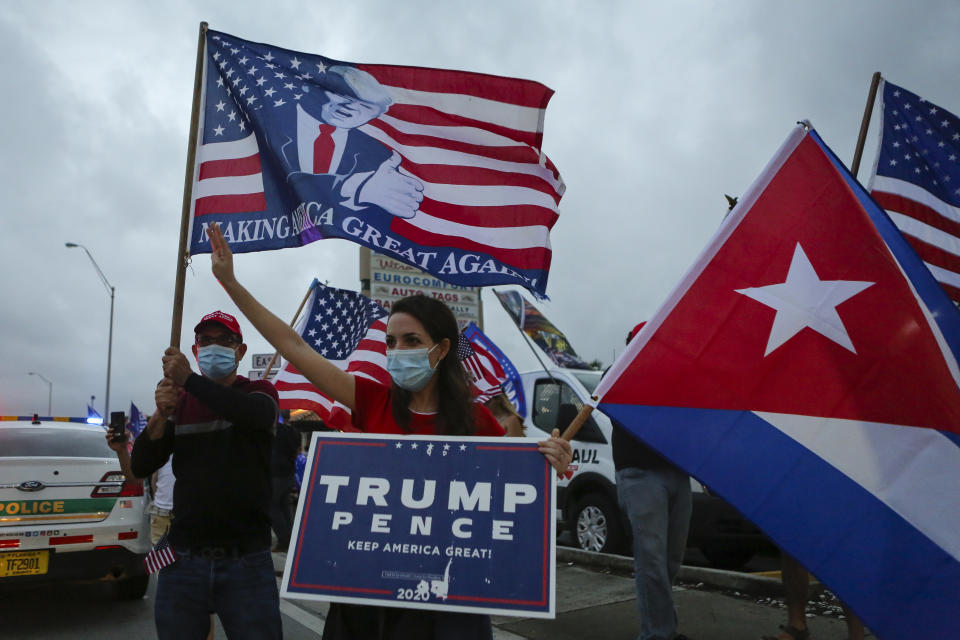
[595,124,960,640]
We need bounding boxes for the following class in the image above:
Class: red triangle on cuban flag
[601,130,958,431]
[595,123,960,640]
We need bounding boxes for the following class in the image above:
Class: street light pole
[28,372,53,415]
[66,242,115,420]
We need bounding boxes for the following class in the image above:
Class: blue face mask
[197,344,238,379]
[386,345,439,392]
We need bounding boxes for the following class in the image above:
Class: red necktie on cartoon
[313,124,336,174]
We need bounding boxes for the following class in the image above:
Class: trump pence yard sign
[280,432,557,618]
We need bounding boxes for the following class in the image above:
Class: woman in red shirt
[205,222,571,639]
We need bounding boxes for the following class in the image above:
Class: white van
[518,367,625,553]
[518,368,769,567]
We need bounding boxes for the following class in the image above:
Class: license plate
[0,550,50,577]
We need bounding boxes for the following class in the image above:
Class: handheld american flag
[144,531,177,574]
[596,124,960,640]
[187,28,564,297]
[273,280,389,430]
[869,78,960,302]
[460,322,526,416]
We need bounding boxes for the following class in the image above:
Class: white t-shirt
[153,458,175,511]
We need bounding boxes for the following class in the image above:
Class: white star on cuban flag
[735,243,874,355]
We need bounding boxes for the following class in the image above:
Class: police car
[0,416,151,599]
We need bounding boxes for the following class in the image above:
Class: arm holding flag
[207,222,357,409]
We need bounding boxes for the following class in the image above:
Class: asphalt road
[0,574,326,640]
[0,541,782,639]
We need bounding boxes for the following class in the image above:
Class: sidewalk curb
[556,547,788,597]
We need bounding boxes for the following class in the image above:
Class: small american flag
[274,281,390,429]
[187,28,564,298]
[869,79,960,302]
[144,531,177,574]
[458,330,506,404]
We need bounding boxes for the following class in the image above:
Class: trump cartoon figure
[279,65,424,219]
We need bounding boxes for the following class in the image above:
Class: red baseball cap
[194,310,243,340]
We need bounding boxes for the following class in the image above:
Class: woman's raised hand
[205,222,236,285]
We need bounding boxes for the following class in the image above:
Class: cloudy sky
[2,1,958,417]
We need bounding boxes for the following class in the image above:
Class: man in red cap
[131,311,282,639]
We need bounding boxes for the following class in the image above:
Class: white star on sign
[735,243,874,356]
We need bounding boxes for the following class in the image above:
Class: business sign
[251,353,279,369]
[369,253,481,329]
[280,432,556,618]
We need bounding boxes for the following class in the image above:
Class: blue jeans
[155,549,282,640]
[616,467,692,640]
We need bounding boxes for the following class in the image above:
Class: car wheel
[114,573,150,600]
[698,542,755,570]
[570,492,625,554]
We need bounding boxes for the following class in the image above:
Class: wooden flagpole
[850,71,882,178]
[560,403,595,442]
[170,21,209,347]
[262,284,315,380]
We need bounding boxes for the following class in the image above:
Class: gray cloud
[1,0,957,415]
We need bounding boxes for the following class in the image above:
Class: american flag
[144,531,177,574]
[273,280,389,429]
[457,330,505,404]
[869,79,960,302]
[187,28,564,298]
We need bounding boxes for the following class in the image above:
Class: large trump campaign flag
[186,28,564,297]
[595,124,960,639]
